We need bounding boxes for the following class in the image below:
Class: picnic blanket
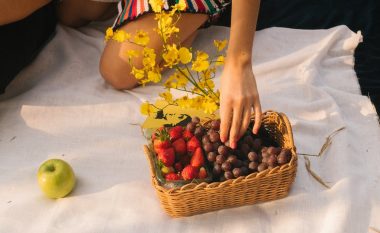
[0,21,379,233]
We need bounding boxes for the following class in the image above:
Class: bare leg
[57,0,117,28]
[99,13,208,90]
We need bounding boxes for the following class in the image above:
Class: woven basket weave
[143,111,297,217]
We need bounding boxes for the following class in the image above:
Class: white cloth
[0,21,379,233]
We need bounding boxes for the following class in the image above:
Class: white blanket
[0,21,379,233]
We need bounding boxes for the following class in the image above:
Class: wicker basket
[143,111,297,217]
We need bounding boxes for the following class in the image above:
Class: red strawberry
[183,130,194,141]
[190,147,205,167]
[169,126,183,141]
[153,128,171,154]
[158,148,175,167]
[187,136,201,153]
[181,165,199,180]
[172,138,187,155]
[165,173,180,181]
[198,167,208,179]
[174,162,183,172]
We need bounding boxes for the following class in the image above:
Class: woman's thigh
[99,13,208,90]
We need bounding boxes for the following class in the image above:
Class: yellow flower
[134,30,150,46]
[159,91,173,103]
[125,50,139,59]
[148,70,161,83]
[162,44,179,67]
[149,0,164,13]
[178,47,192,64]
[156,12,179,41]
[214,39,228,51]
[140,102,156,116]
[195,51,209,61]
[113,30,131,42]
[202,98,218,114]
[131,67,145,80]
[191,96,204,110]
[215,55,225,66]
[143,47,156,60]
[192,59,209,72]
[171,0,187,12]
[105,27,114,41]
[176,96,192,108]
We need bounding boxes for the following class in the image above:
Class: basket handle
[143,145,156,178]
[278,112,295,150]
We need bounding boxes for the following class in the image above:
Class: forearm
[227,0,261,66]
[0,0,51,25]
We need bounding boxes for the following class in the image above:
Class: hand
[219,59,262,149]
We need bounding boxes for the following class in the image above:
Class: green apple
[37,159,76,199]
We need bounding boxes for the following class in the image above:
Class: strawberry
[172,138,187,155]
[169,126,183,141]
[158,148,175,167]
[182,130,194,141]
[190,147,205,167]
[174,162,183,172]
[153,128,171,154]
[198,167,208,179]
[181,165,199,180]
[187,136,200,153]
[165,173,181,181]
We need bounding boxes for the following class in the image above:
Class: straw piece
[303,155,331,189]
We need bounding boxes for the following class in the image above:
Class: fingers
[239,105,251,138]
[229,102,243,149]
[252,96,262,135]
[220,99,232,143]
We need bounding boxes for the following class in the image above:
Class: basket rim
[143,110,297,194]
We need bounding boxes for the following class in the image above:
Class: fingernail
[231,141,236,149]
[221,135,226,142]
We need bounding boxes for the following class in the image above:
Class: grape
[248,161,259,171]
[207,152,217,162]
[232,168,242,178]
[203,142,214,153]
[215,154,225,164]
[226,155,238,165]
[247,151,259,162]
[217,145,229,156]
[234,159,243,168]
[186,122,196,132]
[252,138,262,151]
[240,143,250,156]
[194,127,204,138]
[224,171,234,180]
[202,135,210,144]
[267,146,281,155]
[268,154,278,166]
[220,175,227,182]
[213,142,222,151]
[209,132,220,143]
[192,116,200,124]
[257,163,268,172]
[213,164,222,176]
[211,119,221,130]
[221,162,232,171]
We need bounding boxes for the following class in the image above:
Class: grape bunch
[186,117,292,182]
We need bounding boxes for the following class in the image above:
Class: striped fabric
[113,0,231,29]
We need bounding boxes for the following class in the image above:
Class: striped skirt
[113,0,231,29]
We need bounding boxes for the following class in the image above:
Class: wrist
[225,51,252,67]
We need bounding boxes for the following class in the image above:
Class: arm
[219,0,262,149]
[0,0,51,25]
